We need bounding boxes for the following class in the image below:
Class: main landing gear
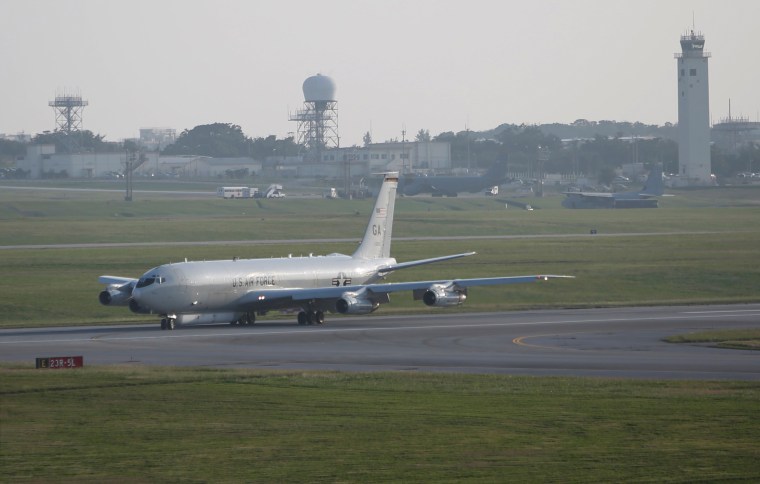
[230,313,256,326]
[297,310,324,325]
[160,317,176,331]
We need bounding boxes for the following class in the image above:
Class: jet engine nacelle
[99,289,131,306]
[422,284,467,307]
[335,292,379,314]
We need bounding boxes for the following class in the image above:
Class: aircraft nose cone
[129,297,144,313]
[129,288,151,314]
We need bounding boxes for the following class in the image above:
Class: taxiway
[1,304,758,380]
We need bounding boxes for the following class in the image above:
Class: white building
[297,141,451,178]
[676,30,712,185]
[158,156,262,178]
[17,145,158,178]
[139,128,176,151]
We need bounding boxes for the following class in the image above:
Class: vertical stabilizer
[352,173,398,260]
[641,163,665,196]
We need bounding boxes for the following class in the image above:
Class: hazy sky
[2,0,759,145]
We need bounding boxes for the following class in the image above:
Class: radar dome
[303,74,336,102]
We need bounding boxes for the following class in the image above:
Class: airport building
[16,145,267,179]
[297,141,452,178]
[676,30,712,185]
[16,144,158,179]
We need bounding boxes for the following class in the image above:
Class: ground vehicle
[217,187,258,199]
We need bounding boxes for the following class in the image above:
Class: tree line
[2,121,756,181]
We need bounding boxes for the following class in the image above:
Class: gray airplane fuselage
[132,255,395,318]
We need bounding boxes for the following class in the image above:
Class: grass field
[1,232,759,327]
[665,328,760,350]
[2,365,759,482]
[2,183,760,245]
[2,183,760,482]
[1,184,759,328]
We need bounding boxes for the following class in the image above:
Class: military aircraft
[399,161,507,197]
[99,172,572,330]
[562,164,666,209]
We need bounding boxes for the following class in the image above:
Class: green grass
[664,328,760,350]
[1,365,758,482]
[1,183,760,328]
[1,232,759,328]
[2,184,759,482]
[3,184,760,245]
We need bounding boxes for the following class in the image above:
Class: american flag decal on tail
[375,208,386,218]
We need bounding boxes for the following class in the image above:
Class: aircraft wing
[99,275,138,286]
[238,274,573,305]
[363,274,575,295]
[639,193,673,198]
[562,191,614,198]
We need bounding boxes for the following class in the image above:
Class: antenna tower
[49,89,88,133]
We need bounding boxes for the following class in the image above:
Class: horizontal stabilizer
[377,252,477,274]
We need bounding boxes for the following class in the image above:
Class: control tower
[290,74,339,162]
[675,31,712,184]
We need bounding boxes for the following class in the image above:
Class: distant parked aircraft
[99,172,572,329]
[399,161,507,197]
[562,164,666,209]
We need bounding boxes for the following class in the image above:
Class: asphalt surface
[2,304,759,379]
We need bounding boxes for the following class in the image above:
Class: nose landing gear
[160,317,176,330]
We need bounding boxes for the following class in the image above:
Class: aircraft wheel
[167,318,176,330]
[315,311,325,325]
[297,311,307,325]
[248,312,256,325]
[306,311,315,325]
[160,318,167,330]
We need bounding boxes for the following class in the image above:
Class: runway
[1,304,759,380]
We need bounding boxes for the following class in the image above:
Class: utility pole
[125,150,135,201]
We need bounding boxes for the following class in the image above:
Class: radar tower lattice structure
[49,90,88,134]
[289,74,339,162]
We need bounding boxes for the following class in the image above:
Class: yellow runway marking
[512,334,560,351]
[512,332,596,352]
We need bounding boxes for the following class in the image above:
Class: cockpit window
[136,275,165,288]
[136,277,154,288]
